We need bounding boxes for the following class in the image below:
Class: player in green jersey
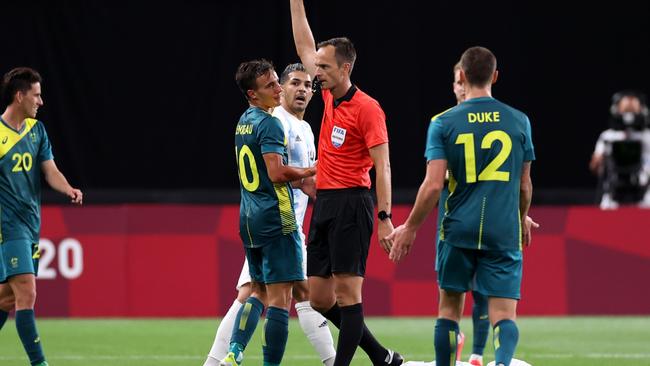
[221,59,316,366]
[389,47,534,366]
[0,67,83,366]
[433,62,539,366]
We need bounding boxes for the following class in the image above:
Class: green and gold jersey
[235,106,297,248]
[0,118,53,243]
[426,97,535,251]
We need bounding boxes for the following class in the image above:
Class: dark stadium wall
[36,205,650,317]
[0,1,649,195]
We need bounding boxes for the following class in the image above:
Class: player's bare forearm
[387,160,445,262]
[520,182,532,219]
[389,179,439,260]
[519,162,533,221]
[271,166,315,183]
[403,160,446,230]
[404,175,444,231]
[41,160,83,204]
[264,153,316,183]
[289,0,317,76]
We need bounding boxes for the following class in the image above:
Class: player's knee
[237,284,253,303]
[293,290,309,302]
[14,288,37,308]
[250,291,268,307]
[267,292,292,310]
[309,296,335,313]
[292,283,309,302]
[438,307,462,322]
[489,308,516,326]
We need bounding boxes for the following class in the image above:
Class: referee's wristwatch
[378,210,392,221]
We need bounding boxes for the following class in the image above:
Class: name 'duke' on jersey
[468,111,500,123]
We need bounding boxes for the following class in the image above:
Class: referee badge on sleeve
[331,126,347,148]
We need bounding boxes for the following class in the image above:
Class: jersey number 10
[455,130,512,183]
[236,145,260,192]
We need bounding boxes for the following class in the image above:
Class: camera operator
[590,91,650,209]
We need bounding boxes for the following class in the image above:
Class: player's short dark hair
[460,46,496,87]
[317,37,357,73]
[280,63,307,84]
[235,59,275,99]
[1,67,42,108]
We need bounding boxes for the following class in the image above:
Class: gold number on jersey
[455,131,512,183]
[236,145,260,192]
[11,152,33,172]
[455,134,477,183]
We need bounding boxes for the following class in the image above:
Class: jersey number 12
[455,130,512,183]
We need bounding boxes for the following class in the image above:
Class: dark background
[2,1,649,203]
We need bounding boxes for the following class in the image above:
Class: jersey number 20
[11,152,33,172]
[235,145,259,191]
[455,131,512,183]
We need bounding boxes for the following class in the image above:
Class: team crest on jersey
[331,126,346,148]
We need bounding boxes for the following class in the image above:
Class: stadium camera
[609,90,650,131]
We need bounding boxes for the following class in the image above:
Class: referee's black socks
[322,303,391,365]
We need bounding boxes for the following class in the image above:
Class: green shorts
[437,240,522,299]
[0,239,40,283]
[245,231,303,284]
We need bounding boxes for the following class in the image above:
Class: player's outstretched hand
[387,224,415,263]
[522,215,539,247]
[68,188,83,205]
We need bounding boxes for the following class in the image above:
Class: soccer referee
[289,1,402,365]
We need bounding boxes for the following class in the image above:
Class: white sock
[204,299,244,365]
[295,301,336,365]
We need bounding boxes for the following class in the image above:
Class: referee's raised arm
[289,0,318,77]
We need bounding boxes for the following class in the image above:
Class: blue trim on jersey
[0,117,25,134]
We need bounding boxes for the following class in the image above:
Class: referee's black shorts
[306,187,374,277]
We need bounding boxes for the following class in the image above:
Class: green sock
[0,309,8,330]
[494,319,519,366]
[262,306,289,366]
[434,318,459,365]
[471,291,490,355]
[229,297,265,359]
[15,309,45,365]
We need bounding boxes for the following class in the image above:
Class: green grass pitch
[1,317,649,365]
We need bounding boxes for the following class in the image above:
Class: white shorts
[236,231,308,290]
